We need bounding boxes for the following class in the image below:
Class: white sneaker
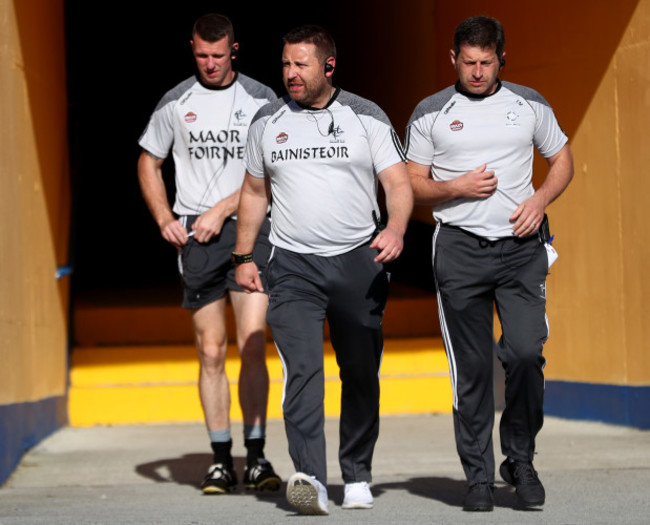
[286,472,329,515]
[342,481,373,509]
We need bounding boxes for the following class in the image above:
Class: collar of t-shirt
[194,71,239,91]
[454,78,503,100]
[294,85,341,111]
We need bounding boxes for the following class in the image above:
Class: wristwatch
[231,252,254,265]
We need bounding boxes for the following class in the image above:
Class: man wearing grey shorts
[137,13,280,494]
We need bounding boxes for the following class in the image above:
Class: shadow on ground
[135,457,537,512]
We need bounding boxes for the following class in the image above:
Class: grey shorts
[178,216,271,309]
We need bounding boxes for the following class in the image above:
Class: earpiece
[499,54,506,68]
[231,45,238,59]
[324,62,334,74]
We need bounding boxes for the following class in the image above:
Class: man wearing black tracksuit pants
[405,15,574,511]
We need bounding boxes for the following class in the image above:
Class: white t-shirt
[406,81,568,239]
[245,88,406,256]
[139,73,276,216]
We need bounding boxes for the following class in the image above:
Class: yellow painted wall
[0,0,70,404]
[548,0,650,385]
[617,4,650,384]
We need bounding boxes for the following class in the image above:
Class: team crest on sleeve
[184,112,197,123]
[276,132,288,144]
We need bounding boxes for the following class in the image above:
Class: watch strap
[231,252,254,265]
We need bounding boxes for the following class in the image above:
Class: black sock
[210,440,233,468]
[244,438,265,466]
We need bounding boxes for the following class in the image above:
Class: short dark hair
[453,15,505,59]
[282,24,337,62]
[192,13,234,44]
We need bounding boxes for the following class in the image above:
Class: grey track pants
[434,223,549,486]
[265,242,389,486]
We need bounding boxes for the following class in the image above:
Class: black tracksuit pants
[433,223,549,486]
[265,242,389,486]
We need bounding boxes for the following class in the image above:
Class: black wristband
[231,252,254,265]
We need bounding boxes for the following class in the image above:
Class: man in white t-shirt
[234,25,413,515]
[406,15,574,512]
[137,13,280,495]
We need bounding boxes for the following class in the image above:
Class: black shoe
[201,463,237,494]
[243,458,282,491]
[463,482,494,511]
[500,459,545,507]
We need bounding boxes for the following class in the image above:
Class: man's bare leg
[192,298,237,493]
[230,290,269,428]
[230,290,280,490]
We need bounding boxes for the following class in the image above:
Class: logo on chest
[233,109,248,126]
[506,100,524,126]
[330,125,345,143]
[449,120,464,132]
[506,109,520,126]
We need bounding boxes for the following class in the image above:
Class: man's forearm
[209,189,241,221]
[137,151,175,228]
[380,163,414,234]
[235,174,269,254]
[385,177,414,235]
[407,162,457,206]
[536,145,574,208]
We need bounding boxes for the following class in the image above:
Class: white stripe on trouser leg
[543,311,549,389]
[177,215,189,276]
[432,223,458,410]
[437,291,458,410]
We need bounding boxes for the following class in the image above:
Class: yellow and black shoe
[243,459,281,491]
[201,463,237,494]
